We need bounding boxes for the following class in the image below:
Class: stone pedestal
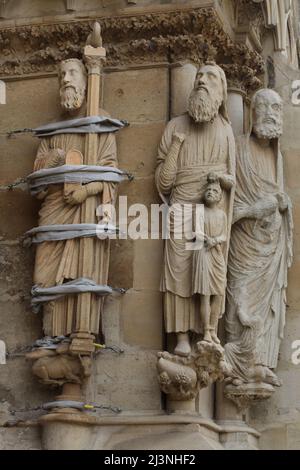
[167,398,196,414]
[40,413,224,450]
[40,412,97,450]
[219,421,260,450]
[215,382,260,449]
[56,383,83,403]
[224,382,275,412]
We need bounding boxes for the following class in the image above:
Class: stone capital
[84,45,106,75]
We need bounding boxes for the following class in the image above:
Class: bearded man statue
[155,62,235,357]
[225,88,293,387]
[32,58,117,339]
[59,59,87,113]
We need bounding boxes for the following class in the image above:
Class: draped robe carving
[225,89,293,386]
[226,135,293,370]
[33,114,117,337]
[156,112,235,335]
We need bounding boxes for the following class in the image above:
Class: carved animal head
[79,355,92,377]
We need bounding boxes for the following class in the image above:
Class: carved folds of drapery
[223,88,293,409]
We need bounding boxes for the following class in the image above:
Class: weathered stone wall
[0,77,60,440]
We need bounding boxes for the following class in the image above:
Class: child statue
[192,173,227,344]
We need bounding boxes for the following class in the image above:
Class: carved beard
[188,88,222,123]
[253,119,283,140]
[60,85,86,111]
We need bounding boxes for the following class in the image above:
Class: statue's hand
[219,174,235,190]
[204,235,216,250]
[252,195,278,220]
[276,192,290,213]
[233,196,278,223]
[86,182,104,196]
[64,187,88,205]
[233,207,249,224]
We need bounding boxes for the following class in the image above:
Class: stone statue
[33,57,117,341]
[156,62,235,357]
[192,173,227,344]
[225,88,293,394]
[27,343,92,386]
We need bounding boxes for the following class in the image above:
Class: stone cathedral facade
[1,0,300,451]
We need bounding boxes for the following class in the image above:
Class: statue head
[204,172,222,206]
[58,59,87,112]
[188,62,229,124]
[251,88,283,140]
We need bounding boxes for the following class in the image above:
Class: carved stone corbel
[157,343,232,412]
[224,382,275,412]
[157,352,198,403]
[194,341,232,389]
[26,342,92,387]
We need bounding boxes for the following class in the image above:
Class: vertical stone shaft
[73,28,106,343]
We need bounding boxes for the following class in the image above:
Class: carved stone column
[0,0,9,18]
[170,63,197,119]
[65,0,77,12]
[69,23,106,359]
[227,89,245,137]
[215,383,261,449]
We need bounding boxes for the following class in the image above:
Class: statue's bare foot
[210,331,220,344]
[264,367,282,387]
[203,330,212,343]
[174,333,191,357]
[174,340,191,357]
